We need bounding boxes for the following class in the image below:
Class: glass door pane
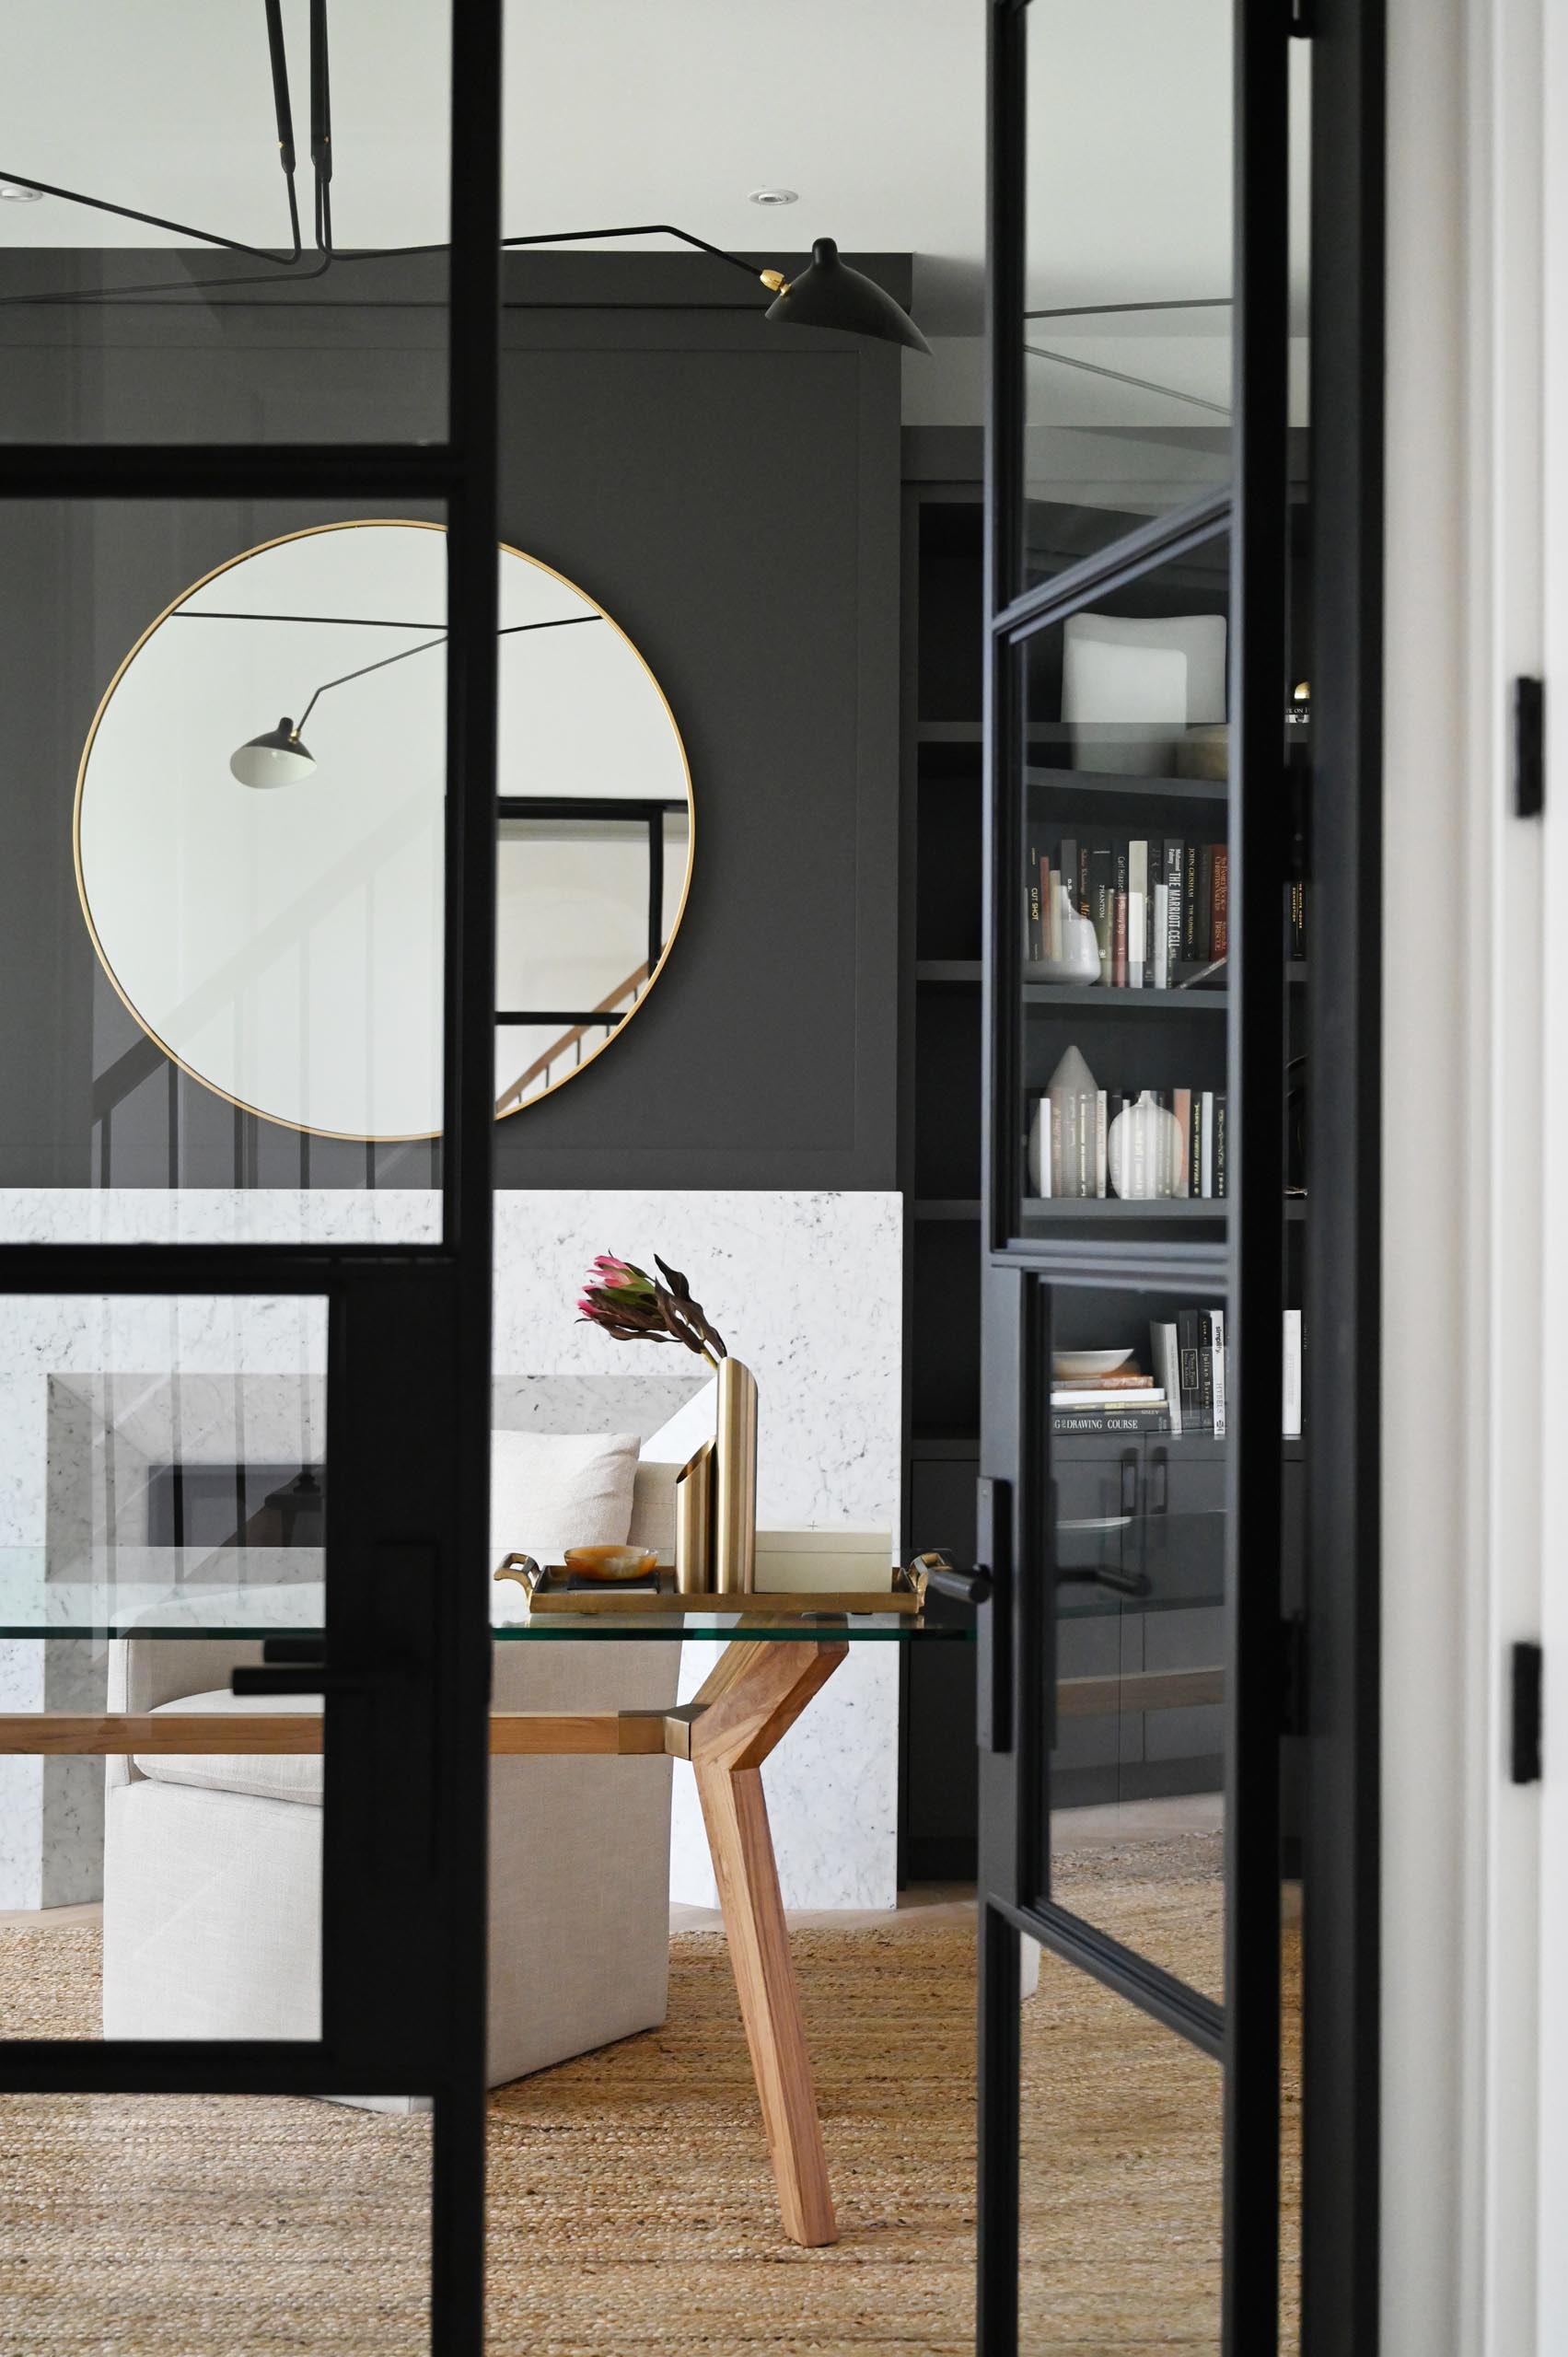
[1019,0,1233,597]
[1008,526,1232,1245]
[1039,1278,1230,2008]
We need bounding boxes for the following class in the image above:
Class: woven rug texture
[0,1852,1298,2355]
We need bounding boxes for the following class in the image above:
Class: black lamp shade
[763,238,931,355]
[230,716,317,789]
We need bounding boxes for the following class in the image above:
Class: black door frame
[975,2,1384,2351]
[0,8,504,2348]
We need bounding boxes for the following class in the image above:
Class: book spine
[1283,1308,1303,1437]
[1189,1092,1203,1198]
[1198,1310,1215,1429]
[1183,842,1199,958]
[1172,1087,1192,1198]
[1196,844,1215,961]
[1113,844,1129,987]
[1290,877,1306,959]
[1045,859,1061,961]
[1177,1309,1202,1426]
[1153,880,1170,989]
[1050,1088,1063,1197]
[1026,832,1044,960]
[1201,1090,1215,1197]
[1212,845,1230,957]
[1210,1306,1227,1437]
[1062,836,1079,918]
[1150,1319,1184,1437]
[1095,1090,1109,1198]
[1051,1404,1174,1423]
[1078,841,1092,917]
[1214,1093,1227,1198]
[1075,1088,1091,1198]
[1128,840,1148,987]
[1165,841,1184,976]
[1090,845,1114,983]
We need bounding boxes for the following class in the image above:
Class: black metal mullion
[1223,0,1291,2344]
[429,0,503,2340]
[0,445,458,500]
[646,811,665,974]
[0,1245,458,1292]
[1300,0,1385,2348]
[994,482,1233,644]
[999,1893,1225,2061]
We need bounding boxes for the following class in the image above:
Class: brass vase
[712,1356,758,1595]
[673,1436,714,1595]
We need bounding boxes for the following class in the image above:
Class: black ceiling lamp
[0,1,931,356]
[760,237,930,354]
[202,609,602,789]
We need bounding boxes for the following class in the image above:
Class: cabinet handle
[1150,1447,1169,1515]
[1120,1450,1139,1516]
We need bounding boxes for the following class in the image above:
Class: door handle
[923,1561,994,1608]
[1120,1449,1139,1516]
[232,1637,411,1700]
[1149,1446,1169,1515]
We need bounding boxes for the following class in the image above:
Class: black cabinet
[1051,1435,1225,1809]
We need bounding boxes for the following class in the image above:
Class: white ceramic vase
[1045,1043,1099,1200]
[1036,884,1102,984]
[1107,1089,1181,1201]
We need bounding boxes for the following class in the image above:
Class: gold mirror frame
[74,518,695,1140]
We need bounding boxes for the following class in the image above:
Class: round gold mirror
[75,519,693,1139]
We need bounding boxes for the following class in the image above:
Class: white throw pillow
[489,1430,641,1569]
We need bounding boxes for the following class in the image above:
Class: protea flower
[577,1252,728,1366]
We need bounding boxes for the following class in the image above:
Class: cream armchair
[102,1460,682,2091]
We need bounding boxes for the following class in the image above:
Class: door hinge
[1281,1612,1308,1738]
[1511,1641,1543,1783]
[1515,676,1545,818]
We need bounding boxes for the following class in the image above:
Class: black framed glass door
[0,7,504,2348]
[976,1,1295,2348]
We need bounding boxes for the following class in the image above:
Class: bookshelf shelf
[1022,1197,1226,1222]
[1024,765,1228,804]
[1023,981,1229,1010]
[914,1198,983,1221]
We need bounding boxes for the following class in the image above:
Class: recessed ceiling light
[748,188,798,207]
[0,183,43,203]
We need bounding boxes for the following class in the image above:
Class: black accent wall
[0,253,904,1191]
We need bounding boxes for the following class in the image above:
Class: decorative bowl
[563,1545,660,1584]
[1051,1348,1135,1380]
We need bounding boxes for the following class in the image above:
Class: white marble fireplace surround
[0,1189,903,1912]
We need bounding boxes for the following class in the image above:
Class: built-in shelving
[1023,981,1230,1010]
[1022,1197,1226,1222]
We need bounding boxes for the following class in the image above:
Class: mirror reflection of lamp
[227,610,600,789]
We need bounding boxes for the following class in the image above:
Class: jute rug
[0,1843,1298,2355]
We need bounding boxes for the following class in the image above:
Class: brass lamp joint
[759,268,788,294]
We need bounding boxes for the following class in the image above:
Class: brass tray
[494,1556,923,1616]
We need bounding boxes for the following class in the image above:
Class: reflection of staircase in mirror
[494,960,651,1116]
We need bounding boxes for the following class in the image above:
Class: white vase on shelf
[1035,885,1101,985]
[1045,1044,1099,1200]
[1107,1089,1182,1201]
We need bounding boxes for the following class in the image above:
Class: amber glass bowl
[563,1545,660,1584]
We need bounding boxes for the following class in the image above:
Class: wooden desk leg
[688,1636,849,2249]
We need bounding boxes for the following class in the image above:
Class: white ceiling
[0,1,1302,341]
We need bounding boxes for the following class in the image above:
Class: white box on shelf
[756,1528,893,1594]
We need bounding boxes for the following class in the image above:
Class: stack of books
[1028,1086,1228,1200]
[1051,1366,1172,1434]
[1151,1313,1226,1436]
[1026,832,1228,987]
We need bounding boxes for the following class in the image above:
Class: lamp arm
[293,611,601,737]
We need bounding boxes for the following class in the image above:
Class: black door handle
[925,1562,994,1608]
[232,1637,411,1700]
